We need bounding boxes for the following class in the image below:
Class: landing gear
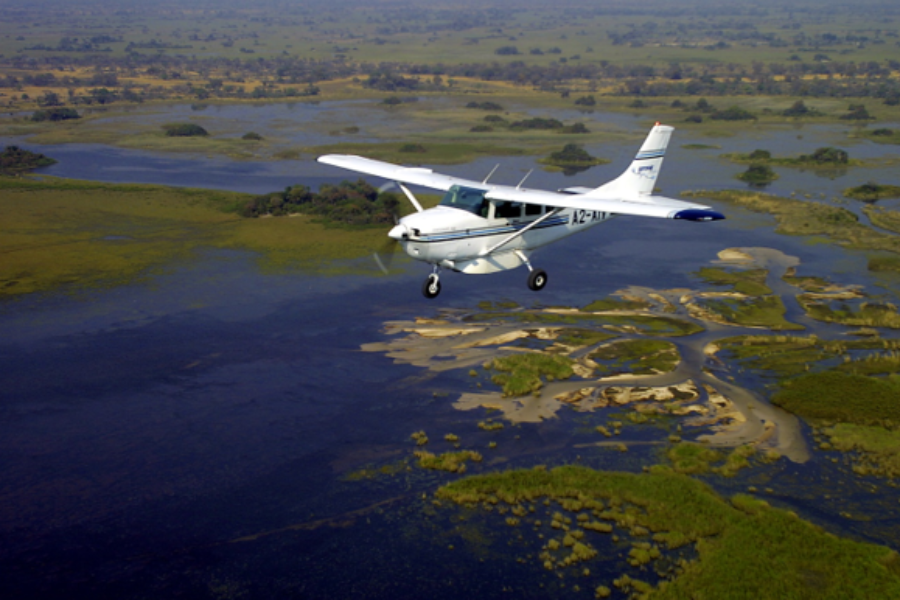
[527,269,548,291]
[422,272,441,299]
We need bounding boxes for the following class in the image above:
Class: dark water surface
[3,105,900,598]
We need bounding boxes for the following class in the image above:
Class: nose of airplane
[388,223,408,240]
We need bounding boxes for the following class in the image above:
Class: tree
[162,123,209,137]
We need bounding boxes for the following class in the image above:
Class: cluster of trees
[241,180,401,226]
[31,107,80,122]
[162,123,208,137]
[0,146,56,175]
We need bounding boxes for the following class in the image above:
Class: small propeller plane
[318,123,724,298]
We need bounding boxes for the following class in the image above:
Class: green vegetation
[0,146,56,175]
[241,179,402,225]
[772,371,900,425]
[718,334,851,379]
[823,423,900,478]
[555,328,618,347]
[467,310,704,337]
[589,340,680,375]
[162,123,209,137]
[782,100,824,117]
[699,295,803,330]
[538,143,609,172]
[723,147,855,168]
[489,353,575,396]
[695,267,772,296]
[30,107,80,122]
[798,297,900,328]
[581,297,652,311]
[241,131,263,141]
[844,183,900,202]
[737,163,778,186]
[0,176,400,298]
[684,190,900,257]
[414,449,482,473]
[436,465,900,598]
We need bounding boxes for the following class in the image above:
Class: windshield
[439,185,488,217]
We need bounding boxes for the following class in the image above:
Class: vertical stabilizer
[587,124,673,200]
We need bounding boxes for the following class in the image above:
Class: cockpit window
[440,185,488,217]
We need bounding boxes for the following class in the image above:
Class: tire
[422,274,441,299]
[527,269,547,291]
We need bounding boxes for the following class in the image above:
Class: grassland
[436,464,900,599]
[0,176,396,298]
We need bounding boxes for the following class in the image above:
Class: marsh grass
[589,339,679,375]
[437,465,900,598]
[694,266,771,296]
[0,177,399,298]
[685,190,900,256]
[773,370,900,425]
[489,353,575,397]
[699,295,803,330]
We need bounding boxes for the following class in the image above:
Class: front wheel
[422,274,441,299]
[527,269,547,291]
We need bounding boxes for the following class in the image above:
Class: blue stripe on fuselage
[414,216,570,243]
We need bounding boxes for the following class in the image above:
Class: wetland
[4,1,900,597]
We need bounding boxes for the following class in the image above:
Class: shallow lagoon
[2,104,900,598]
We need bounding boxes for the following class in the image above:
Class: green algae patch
[436,465,900,599]
[772,371,900,426]
[718,335,849,379]
[489,353,575,397]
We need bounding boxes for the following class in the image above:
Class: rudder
[587,124,673,200]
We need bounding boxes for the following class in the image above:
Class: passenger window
[494,201,523,219]
[525,203,544,216]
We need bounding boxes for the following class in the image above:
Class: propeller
[373,181,405,274]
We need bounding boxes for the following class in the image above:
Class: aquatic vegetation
[589,339,680,376]
[444,433,460,443]
[489,353,575,397]
[684,190,900,257]
[737,163,778,186]
[437,465,900,598]
[694,266,771,296]
[466,310,703,336]
[0,145,56,174]
[410,431,429,446]
[581,297,652,312]
[798,297,900,328]
[772,371,900,425]
[477,420,504,431]
[162,123,209,137]
[414,449,482,473]
[666,442,725,475]
[844,183,900,202]
[695,295,803,330]
[824,423,900,478]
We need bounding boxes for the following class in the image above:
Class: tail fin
[587,123,673,200]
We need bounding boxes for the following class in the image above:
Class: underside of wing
[317,154,485,192]
[484,187,724,221]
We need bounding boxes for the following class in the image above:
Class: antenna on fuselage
[482,164,500,184]
[516,169,533,190]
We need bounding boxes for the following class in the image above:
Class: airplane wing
[318,152,723,222]
[317,154,486,192]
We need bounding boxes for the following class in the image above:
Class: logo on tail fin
[632,164,656,179]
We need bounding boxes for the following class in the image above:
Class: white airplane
[318,123,723,298]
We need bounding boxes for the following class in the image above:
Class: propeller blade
[373,237,399,275]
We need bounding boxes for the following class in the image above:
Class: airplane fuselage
[393,189,613,274]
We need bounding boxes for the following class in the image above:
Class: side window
[525,203,544,216]
[494,201,523,219]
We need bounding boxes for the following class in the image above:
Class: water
[2,103,900,598]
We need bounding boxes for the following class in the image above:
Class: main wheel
[527,269,548,291]
[422,274,441,299]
